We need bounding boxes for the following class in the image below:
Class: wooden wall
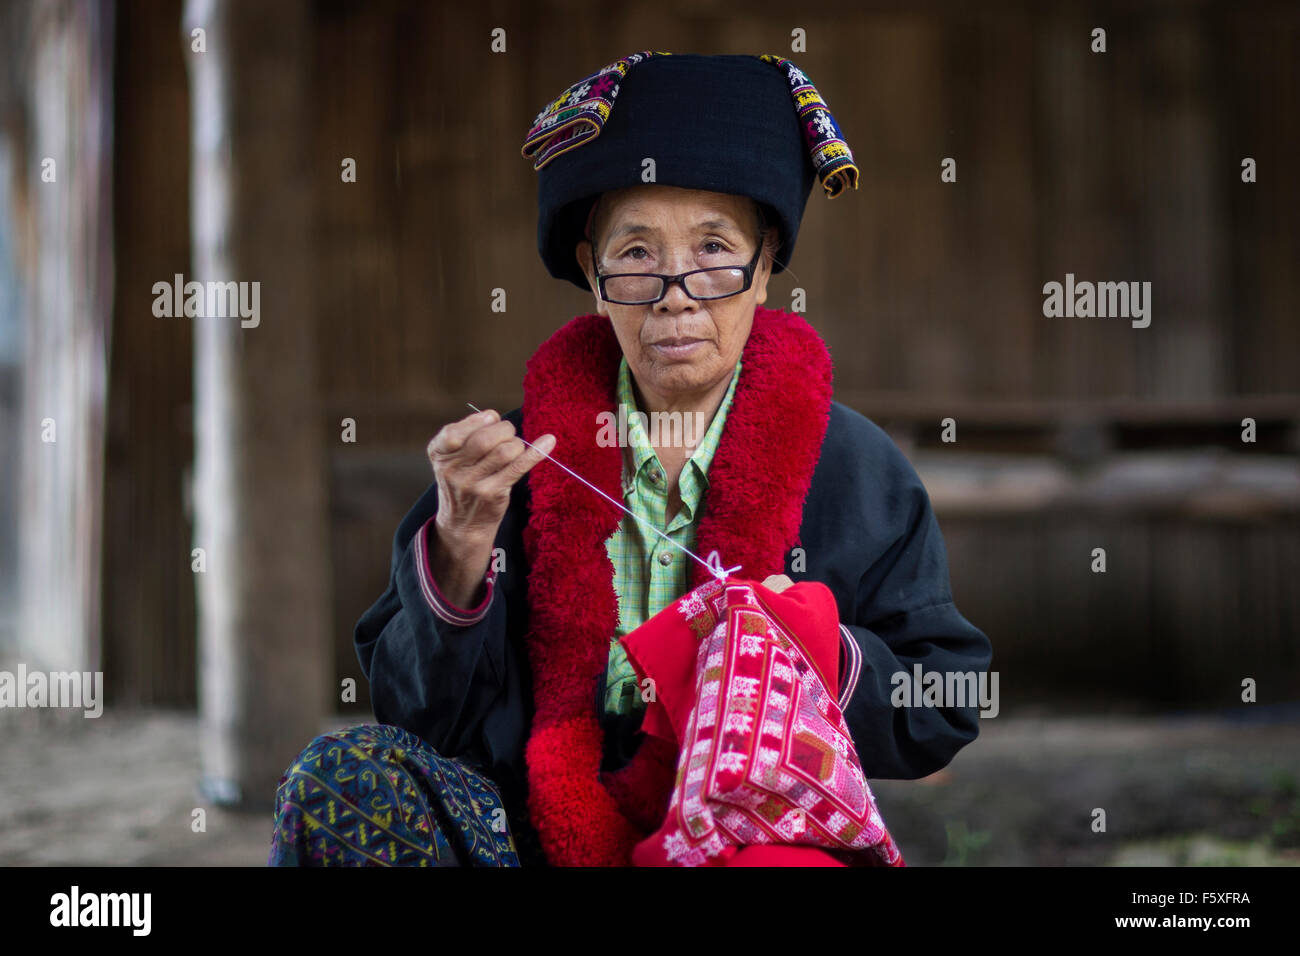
[104,0,193,706]
[100,0,1300,712]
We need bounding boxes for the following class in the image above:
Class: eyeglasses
[592,243,763,306]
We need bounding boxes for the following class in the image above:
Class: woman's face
[576,184,776,410]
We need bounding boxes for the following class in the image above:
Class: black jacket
[356,400,993,814]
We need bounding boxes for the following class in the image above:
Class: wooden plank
[187,0,332,808]
[103,0,195,707]
[15,0,114,676]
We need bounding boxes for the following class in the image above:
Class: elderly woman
[269,52,991,867]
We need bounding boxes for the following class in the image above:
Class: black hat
[523,52,857,291]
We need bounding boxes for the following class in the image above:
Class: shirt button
[658,552,673,566]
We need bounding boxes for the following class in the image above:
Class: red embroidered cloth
[620,575,904,867]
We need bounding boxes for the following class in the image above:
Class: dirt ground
[1,706,1297,866]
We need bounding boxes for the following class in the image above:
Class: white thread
[467,403,741,582]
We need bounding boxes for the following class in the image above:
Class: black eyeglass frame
[591,242,765,306]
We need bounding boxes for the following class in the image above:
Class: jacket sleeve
[805,404,993,781]
[353,408,531,784]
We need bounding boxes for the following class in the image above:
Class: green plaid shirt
[602,354,742,716]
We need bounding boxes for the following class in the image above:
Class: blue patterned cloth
[268,724,521,867]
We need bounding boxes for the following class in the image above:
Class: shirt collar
[615,355,743,494]
[684,358,741,486]
[615,356,658,480]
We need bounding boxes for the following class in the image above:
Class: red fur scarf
[520,306,834,865]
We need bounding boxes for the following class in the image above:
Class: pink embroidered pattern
[639,580,902,867]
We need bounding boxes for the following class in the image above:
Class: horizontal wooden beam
[322,392,1300,426]
[329,446,1300,519]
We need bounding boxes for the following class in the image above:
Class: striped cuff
[836,624,863,711]
[412,516,496,627]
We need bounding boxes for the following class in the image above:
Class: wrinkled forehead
[589,185,761,246]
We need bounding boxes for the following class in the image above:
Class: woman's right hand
[424,409,555,608]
